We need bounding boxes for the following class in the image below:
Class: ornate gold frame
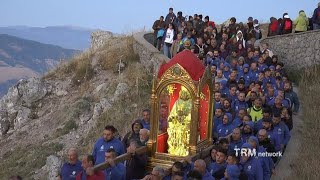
[147,63,214,167]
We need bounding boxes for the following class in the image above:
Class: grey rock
[14,107,31,129]
[45,155,62,180]
[91,31,113,51]
[92,98,112,120]
[112,83,129,101]
[17,78,49,106]
[93,82,108,95]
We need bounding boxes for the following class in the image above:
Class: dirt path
[271,86,302,180]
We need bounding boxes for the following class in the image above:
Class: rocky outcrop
[91,31,113,51]
[262,29,320,69]
[0,78,51,135]
[44,155,62,180]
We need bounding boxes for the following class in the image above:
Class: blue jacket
[258,64,268,72]
[105,163,126,180]
[273,122,291,145]
[213,115,223,136]
[221,165,241,180]
[285,89,300,113]
[249,70,259,82]
[203,170,215,180]
[263,77,276,87]
[241,72,251,87]
[228,138,244,152]
[92,137,125,165]
[228,93,238,104]
[232,100,248,114]
[232,117,243,127]
[217,113,234,138]
[266,129,281,152]
[214,101,222,112]
[61,160,83,180]
[141,119,150,130]
[207,162,227,176]
[241,156,263,180]
[254,119,264,134]
[249,136,273,180]
[257,146,272,180]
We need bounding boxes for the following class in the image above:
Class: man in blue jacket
[272,113,291,151]
[228,128,244,152]
[240,143,263,180]
[104,148,126,180]
[213,107,224,139]
[262,118,281,152]
[92,125,125,165]
[232,92,249,116]
[59,148,83,180]
[248,136,273,180]
[140,109,151,130]
[283,81,300,115]
[207,147,227,178]
[217,113,235,139]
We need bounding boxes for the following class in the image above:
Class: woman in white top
[163,23,175,58]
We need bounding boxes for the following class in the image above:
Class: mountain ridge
[0,25,99,50]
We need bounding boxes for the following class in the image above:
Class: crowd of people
[10,4,311,180]
[153,3,320,59]
[58,6,301,180]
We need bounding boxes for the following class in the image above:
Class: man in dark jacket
[258,129,277,163]
[152,16,166,50]
[165,7,177,25]
[125,140,148,180]
[122,120,143,148]
[312,2,320,30]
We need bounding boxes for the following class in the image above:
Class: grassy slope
[289,65,320,179]
[0,36,152,179]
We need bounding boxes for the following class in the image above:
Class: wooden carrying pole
[93,146,148,171]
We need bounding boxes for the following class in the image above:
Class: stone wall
[262,29,320,69]
[91,30,113,51]
[132,32,169,74]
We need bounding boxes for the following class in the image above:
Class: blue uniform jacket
[92,137,125,165]
[266,129,281,152]
[273,122,291,145]
[217,113,234,138]
[241,157,263,180]
[61,160,83,180]
[105,163,126,180]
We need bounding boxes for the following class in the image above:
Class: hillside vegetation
[0,35,152,179]
[288,65,320,179]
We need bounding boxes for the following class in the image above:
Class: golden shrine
[147,50,214,168]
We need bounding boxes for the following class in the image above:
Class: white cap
[284,15,289,18]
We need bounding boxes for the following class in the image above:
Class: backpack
[157,29,165,39]
[284,20,292,30]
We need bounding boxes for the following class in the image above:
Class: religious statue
[167,85,192,156]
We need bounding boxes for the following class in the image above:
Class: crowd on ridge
[10,3,319,180]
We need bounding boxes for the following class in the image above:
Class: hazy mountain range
[0,33,80,96]
[0,26,97,50]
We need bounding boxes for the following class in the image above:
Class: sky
[1,0,319,33]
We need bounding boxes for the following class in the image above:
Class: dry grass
[289,65,320,179]
[80,62,152,154]
[0,142,63,179]
[97,36,139,71]
[44,56,91,86]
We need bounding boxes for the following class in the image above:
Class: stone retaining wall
[262,30,320,69]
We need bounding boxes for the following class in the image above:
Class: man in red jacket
[76,155,105,180]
